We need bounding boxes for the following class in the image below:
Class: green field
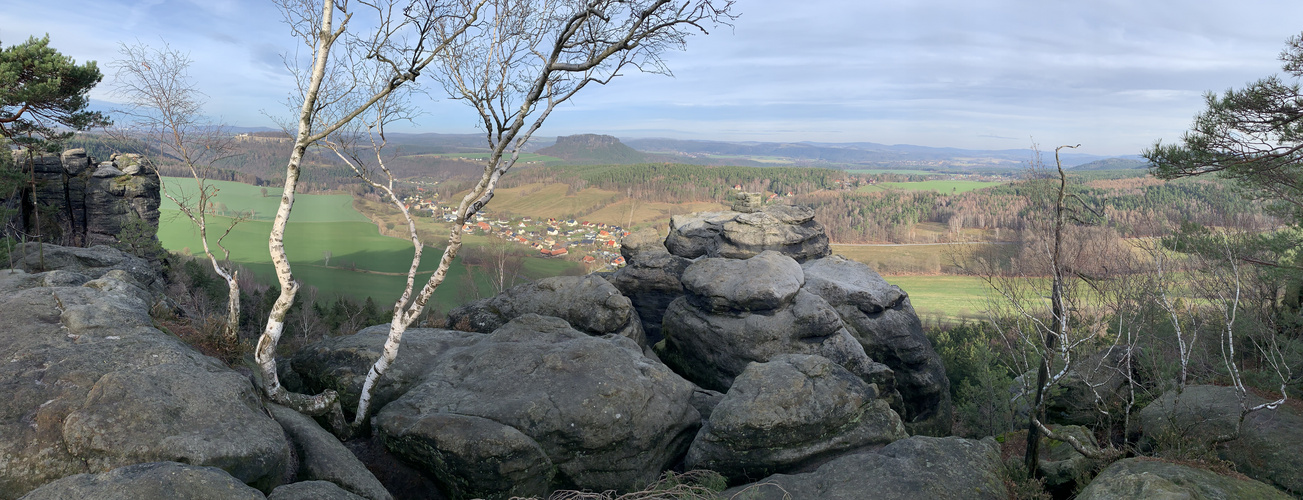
[883,275,991,323]
[157,180,581,311]
[857,180,1005,194]
[161,177,370,223]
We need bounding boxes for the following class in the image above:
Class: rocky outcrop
[801,255,952,435]
[17,149,160,248]
[291,314,701,497]
[1134,385,1303,494]
[685,354,907,482]
[657,251,895,396]
[607,228,692,344]
[0,246,289,499]
[1035,425,1101,493]
[447,274,646,347]
[18,462,266,500]
[10,242,168,299]
[266,404,391,500]
[1044,344,1135,426]
[1077,458,1291,500]
[269,481,369,500]
[664,204,831,263]
[723,436,1005,500]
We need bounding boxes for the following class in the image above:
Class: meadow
[158,178,582,311]
[480,182,726,228]
[160,177,370,223]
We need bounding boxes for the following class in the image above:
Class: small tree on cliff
[0,35,110,266]
[261,0,736,433]
[108,41,245,346]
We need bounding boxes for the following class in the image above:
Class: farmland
[157,177,583,311]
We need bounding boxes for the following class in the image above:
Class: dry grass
[157,317,244,366]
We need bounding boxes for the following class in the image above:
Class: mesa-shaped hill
[538,134,655,164]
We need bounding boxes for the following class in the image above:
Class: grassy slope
[161,177,370,223]
[158,181,582,310]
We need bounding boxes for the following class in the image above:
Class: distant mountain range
[1069,158,1150,170]
[619,137,1141,170]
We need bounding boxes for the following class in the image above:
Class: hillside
[537,134,654,164]
[1070,157,1150,170]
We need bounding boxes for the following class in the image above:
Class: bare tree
[976,145,1125,471]
[108,41,246,345]
[309,0,737,431]
[254,0,486,423]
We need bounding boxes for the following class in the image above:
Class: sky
[4,0,1303,156]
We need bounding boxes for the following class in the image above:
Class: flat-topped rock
[447,274,645,347]
[665,204,831,262]
[680,251,804,312]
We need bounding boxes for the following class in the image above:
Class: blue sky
[4,0,1302,156]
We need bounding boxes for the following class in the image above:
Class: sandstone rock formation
[447,274,646,347]
[291,314,701,498]
[606,228,692,344]
[724,436,1005,500]
[17,149,160,248]
[664,204,831,262]
[685,354,907,482]
[267,404,392,500]
[18,462,266,500]
[656,251,896,396]
[1135,384,1303,494]
[0,249,291,499]
[801,255,952,435]
[1076,458,1291,500]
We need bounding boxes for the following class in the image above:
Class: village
[403,189,631,271]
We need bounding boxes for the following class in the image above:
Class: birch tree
[317,0,737,430]
[256,0,485,423]
[109,41,245,345]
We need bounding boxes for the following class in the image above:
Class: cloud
[5,0,1303,155]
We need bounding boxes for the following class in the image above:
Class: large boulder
[1033,425,1102,494]
[0,264,290,499]
[447,274,646,347]
[1134,385,1303,494]
[292,314,702,496]
[1044,344,1135,426]
[284,326,484,416]
[17,461,266,500]
[724,436,1005,500]
[266,404,390,500]
[801,255,951,435]
[379,412,553,500]
[657,252,895,396]
[1077,458,1291,500]
[664,205,831,263]
[605,243,692,344]
[685,354,907,482]
[268,481,368,500]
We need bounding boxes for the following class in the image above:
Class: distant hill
[538,134,654,164]
[621,137,1126,170]
[1070,158,1150,171]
